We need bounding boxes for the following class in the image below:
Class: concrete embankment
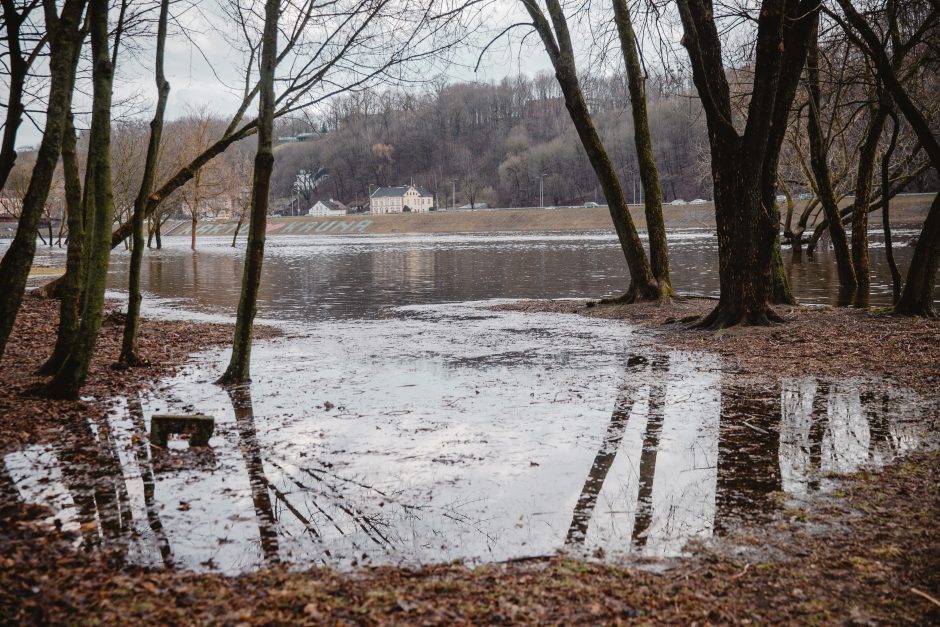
[162,194,934,238]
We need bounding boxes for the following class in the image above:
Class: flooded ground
[4,302,931,573]
[4,230,937,573]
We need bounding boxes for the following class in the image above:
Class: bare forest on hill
[270,74,714,209]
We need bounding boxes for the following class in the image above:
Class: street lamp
[539,173,548,208]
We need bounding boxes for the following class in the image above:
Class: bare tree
[0,0,86,364]
[119,0,170,367]
[676,0,817,327]
[611,0,671,294]
[0,0,48,190]
[44,0,116,398]
[518,0,662,302]
[218,0,279,385]
[828,0,940,316]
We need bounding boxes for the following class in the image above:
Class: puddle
[2,304,932,573]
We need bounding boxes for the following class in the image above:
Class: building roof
[370,185,433,198]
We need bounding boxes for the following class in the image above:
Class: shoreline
[1,297,938,624]
[66,193,936,239]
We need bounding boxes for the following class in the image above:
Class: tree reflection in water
[565,355,926,556]
[0,356,928,569]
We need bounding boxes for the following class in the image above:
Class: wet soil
[0,297,279,457]
[492,297,940,396]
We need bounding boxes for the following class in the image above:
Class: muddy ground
[492,297,940,396]
[1,297,939,624]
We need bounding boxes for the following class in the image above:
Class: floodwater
[5,230,937,572]
[96,228,935,318]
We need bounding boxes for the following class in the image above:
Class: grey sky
[12,0,559,148]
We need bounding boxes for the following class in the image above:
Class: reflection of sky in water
[4,303,932,573]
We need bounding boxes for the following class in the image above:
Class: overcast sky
[12,0,564,148]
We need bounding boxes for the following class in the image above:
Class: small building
[369,185,433,214]
[307,199,348,217]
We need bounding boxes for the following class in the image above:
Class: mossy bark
[38,113,84,375]
[678,0,816,327]
[218,0,279,384]
[0,0,85,363]
[44,0,115,399]
[612,0,672,296]
[521,0,660,301]
[119,0,170,366]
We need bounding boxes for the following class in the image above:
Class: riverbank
[1,297,938,624]
[151,193,934,238]
[492,297,940,395]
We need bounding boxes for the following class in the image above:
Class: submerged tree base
[597,281,673,306]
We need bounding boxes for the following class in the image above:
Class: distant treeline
[271,73,712,208]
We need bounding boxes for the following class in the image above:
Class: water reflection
[1,308,931,572]
[228,386,280,565]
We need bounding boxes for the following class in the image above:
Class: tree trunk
[0,2,31,191]
[218,0,279,384]
[703,152,784,327]
[881,113,901,303]
[894,192,940,316]
[120,0,170,367]
[44,0,115,399]
[232,193,251,247]
[0,0,85,364]
[834,0,940,315]
[678,0,817,327]
[771,228,795,305]
[612,0,672,295]
[849,106,888,293]
[38,112,84,374]
[522,0,660,301]
[805,16,856,291]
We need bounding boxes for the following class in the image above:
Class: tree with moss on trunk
[611,0,672,296]
[676,0,818,328]
[0,0,87,364]
[217,0,279,385]
[519,0,663,303]
[118,0,171,367]
[43,0,116,399]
